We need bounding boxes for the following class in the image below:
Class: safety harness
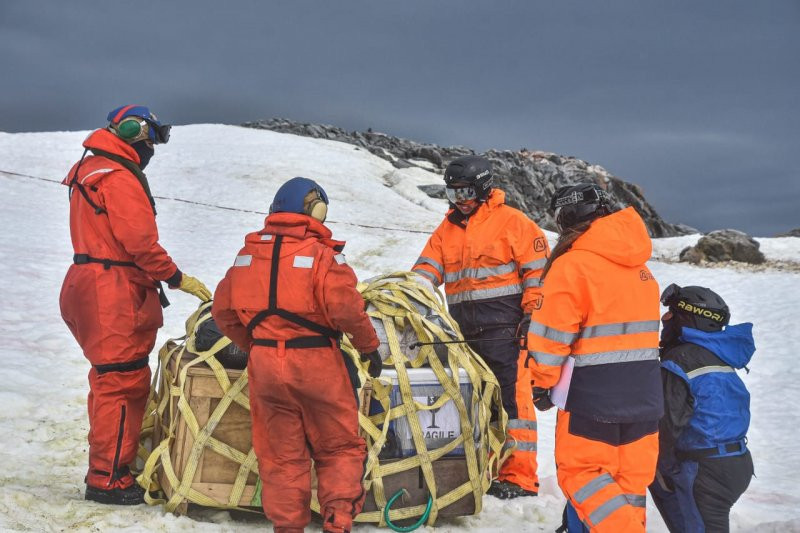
[245,234,342,348]
[67,149,105,214]
[67,147,170,308]
[89,147,158,215]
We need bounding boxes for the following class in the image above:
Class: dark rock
[412,146,443,167]
[680,229,766,264]
[776,228,800,238]
[679,246,704,264]
[417,184,447,199]
[242,118,690,237]
[674,223,701,235]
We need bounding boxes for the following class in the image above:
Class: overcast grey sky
[2,1,798,236]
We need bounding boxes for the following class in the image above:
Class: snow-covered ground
[0,125,798,532]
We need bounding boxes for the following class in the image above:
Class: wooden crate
[362,457,476,518]
[155,348,474,520]
[157,350,259,515]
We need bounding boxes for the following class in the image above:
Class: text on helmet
[676,300,726,323]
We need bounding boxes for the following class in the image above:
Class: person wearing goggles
[110,116,171,146]
[412,155,550,499]
[444,183,479,211]
[106,105,171,169]
[60,105,210,505]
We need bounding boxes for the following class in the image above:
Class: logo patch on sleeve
[293,255,314,268]
[534,237,546,252]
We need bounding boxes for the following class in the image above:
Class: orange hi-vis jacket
[412,189,549,315]
[527,207,663,423]
[412,189,548,493]
[529,207,662,532]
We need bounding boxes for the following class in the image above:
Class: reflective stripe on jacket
[527,207,663,422]
[411,189,549,314]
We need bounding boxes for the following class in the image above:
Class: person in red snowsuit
[60,105,211,505]
[213,177,381,533]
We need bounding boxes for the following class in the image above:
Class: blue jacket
[661,323,755,454]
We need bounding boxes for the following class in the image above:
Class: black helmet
[444,155,493,200]
[550,183,613,232]
[661,284,730,333]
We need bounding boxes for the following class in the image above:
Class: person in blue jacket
[649,284,755,533]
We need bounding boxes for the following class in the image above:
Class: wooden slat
[162,354,259,509]
[191,482,257,506]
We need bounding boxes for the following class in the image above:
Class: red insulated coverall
[59,129,181,490]
[213,212,379,533]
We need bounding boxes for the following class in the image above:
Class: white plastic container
[380,367,477,457]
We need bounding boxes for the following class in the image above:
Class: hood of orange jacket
[84,128,141,165]
[260,212,346,252]
[571,206,652,267]
[61,129,140,188]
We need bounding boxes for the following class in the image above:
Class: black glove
[360,350,382,378]
[532,387,554,411]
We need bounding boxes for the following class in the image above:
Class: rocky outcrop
[777,228,800,238]
[680,230,766,265]
[242,118,690,237]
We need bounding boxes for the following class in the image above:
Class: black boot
[85,483,146,505]
[487,480,537,499]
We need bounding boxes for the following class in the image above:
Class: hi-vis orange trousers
[497,344,538,491]
[555,411,658,532]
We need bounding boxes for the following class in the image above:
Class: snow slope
[0,125,798,532]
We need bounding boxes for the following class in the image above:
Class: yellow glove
[179,274,212,302]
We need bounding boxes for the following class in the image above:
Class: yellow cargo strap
[137,272,510,524]
[308,272,508,527]
[137,302,258,512]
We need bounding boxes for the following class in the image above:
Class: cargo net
[136,301,258,513]
[345,271,507,527]
[136,271,508,526]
